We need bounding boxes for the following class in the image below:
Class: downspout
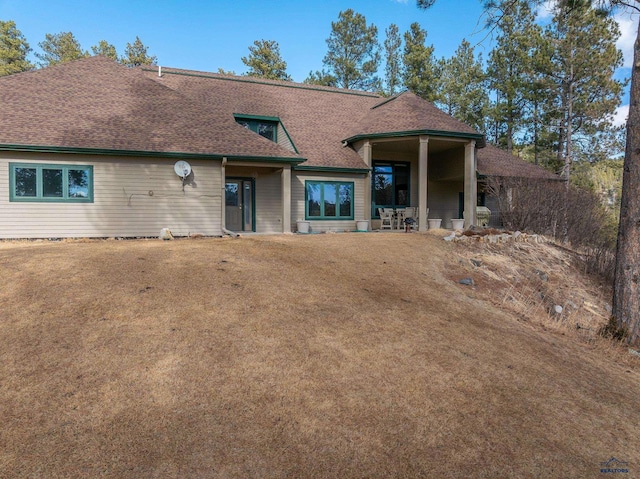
[220,157,240,237]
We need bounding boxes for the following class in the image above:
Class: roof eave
[0,143,306,164]
[344,129,486,147]
[294,165,370,174]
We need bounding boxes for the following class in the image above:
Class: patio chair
[395,208,406,230]
[404,207,418,231]
[378,208,393,230]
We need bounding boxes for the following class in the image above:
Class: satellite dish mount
[174,161,192,191]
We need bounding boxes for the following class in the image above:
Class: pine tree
[322,9,380,91]
[304,69,338,87]
[0,20,33,76]
[120,36,156,67]
[241,39,291,81]
[438,40,489,133]
[486,0,542,153]
[383,23,402,96]
[91,40,118,62]
[402,23,439,102]
[544,4,624,181]
[36,32,89,67]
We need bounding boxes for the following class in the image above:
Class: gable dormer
[234,114,298,154]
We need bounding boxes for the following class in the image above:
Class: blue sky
[1,0,636,121]
[1,0,500,79]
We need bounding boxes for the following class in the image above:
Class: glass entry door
[225,179,254,232]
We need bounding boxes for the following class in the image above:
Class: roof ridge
[142,66,382,98]
[370,92,408,110]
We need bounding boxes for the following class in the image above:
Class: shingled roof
[0,56,554,180]
[345,91,484,144]
[0,56,302,161]
[477,144,560,180]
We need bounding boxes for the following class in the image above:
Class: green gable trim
[294,165,370,174]
[233,113,300,154]
[0,144,306,164]
[146,68,381,98]
[343,129,486,147]
[279,122,299,154]
[233,113,281,122]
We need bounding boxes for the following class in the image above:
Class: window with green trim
[236,118,277,142]
[305,181,354,220]
[9,163,93,202]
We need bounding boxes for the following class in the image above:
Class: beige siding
[292,171,366,233]
[255,170,284,233]
[277,124,296,153]
[0,152,223,238]
[225,165,284,233]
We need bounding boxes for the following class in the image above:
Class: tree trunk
[613,18,640,347]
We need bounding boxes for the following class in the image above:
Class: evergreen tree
[322,9,381,91]
[241,39,291,81]
[91,40,118,61]
[545,3,624,181]
[383,23,402,96]
[438,39,489,133]
[120,36,156,67]
[402,22,439,102]
[36,32,89,67]
[486,0,542,153]
[303,69,338,87]
[0,20,33,76]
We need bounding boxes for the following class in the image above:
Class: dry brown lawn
[1,232,639,478]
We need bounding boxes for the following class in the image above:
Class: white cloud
[614,11,639,68]
[612,104,629,127]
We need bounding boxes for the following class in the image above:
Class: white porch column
[363,140,373,223]
[418,135,429,231]
[281,165,291,233]
[464,140,477,228]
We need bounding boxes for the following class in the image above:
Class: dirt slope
[0,233,638,478]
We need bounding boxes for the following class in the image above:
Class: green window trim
[9,163,93,202]
[305,180,354,220]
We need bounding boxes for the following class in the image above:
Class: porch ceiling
[370,136,466,156]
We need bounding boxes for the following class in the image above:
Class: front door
[225,179,254,232]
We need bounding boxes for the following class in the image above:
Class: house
[0,56,554,238]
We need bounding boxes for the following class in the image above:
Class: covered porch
[222,160,294,234]
[356,135,479,231]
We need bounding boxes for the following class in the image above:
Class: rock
[459,278,475,286]
[535,269,549,282]
[160,228,174,240]
[444,233,456,242]
[513,231,522,240]
[470,258,483,267]
[629,349,640,358]
[553,305,563,315]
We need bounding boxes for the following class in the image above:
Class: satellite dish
[174,160,191,179]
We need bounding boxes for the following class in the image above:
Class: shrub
[485,177,616,280]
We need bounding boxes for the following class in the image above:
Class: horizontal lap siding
[292,172,366,232]
[255,171,283,234]
[0,153,223,238]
